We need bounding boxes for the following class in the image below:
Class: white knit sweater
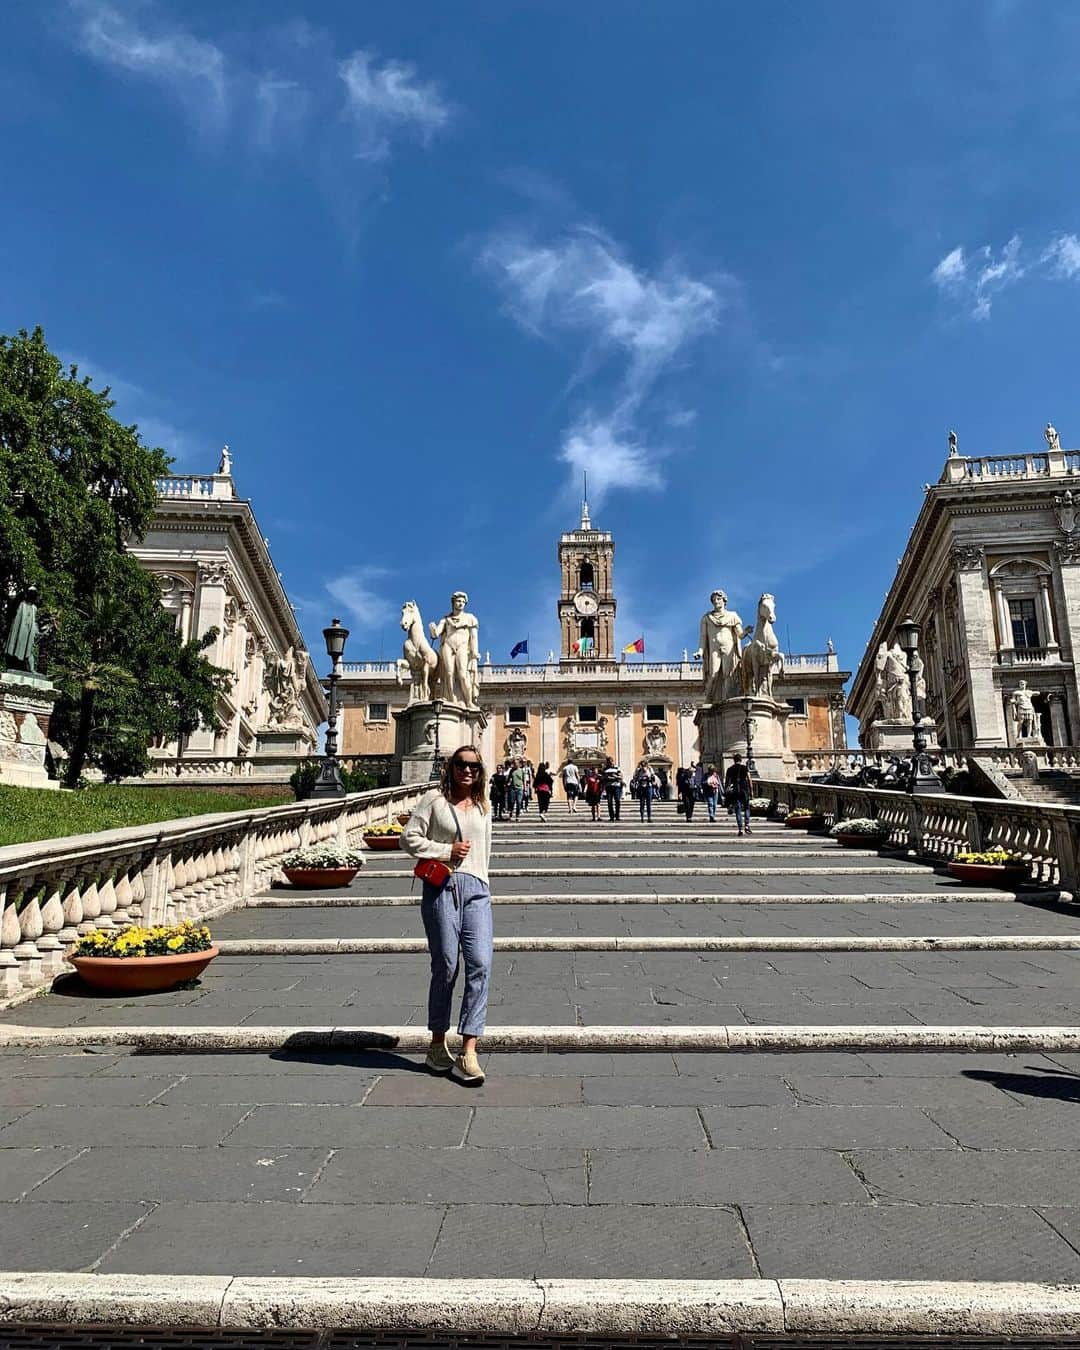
[401,789,492,885]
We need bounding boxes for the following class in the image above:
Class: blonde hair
[439,745,489,812]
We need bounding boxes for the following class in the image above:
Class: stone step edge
[449,850,881,858]
[3,1024,1080,1053]
[416,867,928,877]
[215,934,1080,954]
[250,890,1019,906]
[0,1272,1077,1336]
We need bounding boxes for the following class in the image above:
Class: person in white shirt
[402,746,492,1086]
[561,760,581,812]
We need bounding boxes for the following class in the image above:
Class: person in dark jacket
[601,758,624,821]
[534,762,554,820]
[489,763,508,820]
[724,753,754,836]
[676,765,695,820]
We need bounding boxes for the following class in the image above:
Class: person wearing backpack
[704,763,722,822]
[534,761,554,821]
[631,761,658,822]
[583,765,603,821]
[724,752,754,837]
[602,757,625,821]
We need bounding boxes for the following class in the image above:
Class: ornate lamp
[742,694,757,776]
[429,697,444,782]
[311,618,350,799]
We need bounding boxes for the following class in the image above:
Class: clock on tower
[558,496,616,664]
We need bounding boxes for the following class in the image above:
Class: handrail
[0,784,424,1004]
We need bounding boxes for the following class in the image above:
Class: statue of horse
[400,601,438,703]
[741,592,784,699]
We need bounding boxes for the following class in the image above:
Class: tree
[0,327,230,785]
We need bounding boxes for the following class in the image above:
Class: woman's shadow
[964,1064,1080,1103]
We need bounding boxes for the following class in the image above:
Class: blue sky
[6,2,1080,683]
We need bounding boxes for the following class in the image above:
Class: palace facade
[848,431,1080,749]
[339,504,849,780]
[128,451,326,777]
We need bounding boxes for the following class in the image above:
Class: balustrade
[0,784,424,1005]
[758,777,1079,892]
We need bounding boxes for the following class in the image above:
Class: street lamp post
[742,696,757,776]
[311,618,350,799]
[429,697,444,782]
[895,615,943,795]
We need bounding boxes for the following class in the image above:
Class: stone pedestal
[694,696,796,782]
[0,671,60,789]
[867,718,939,755]
[394,702,487,785]
[255,727,310,757]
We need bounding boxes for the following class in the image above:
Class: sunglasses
[452,760,482,773]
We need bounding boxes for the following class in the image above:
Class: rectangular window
[1009,598,1040,649]
[506,706,528,724]
[645,704,665,723]
[367,703,389,722]
[787,697,807,716]
[577,705,598,723]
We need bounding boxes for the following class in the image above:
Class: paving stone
[30,1145,331,1202]
[0,1052,121,1076]
[699,1104,957,1150]
[0,1147,83,1201]
[223,1104,472,1148]
[0,1200,152,1270]
[0,1104,251,1148]
[364,1073,582,1106]
[925,1102,1080,1149]
[427,1202,756,1278]
[742,1202,1080,1280]
[96,1200,444,1276]
[155,1073,381,1105]
[468,1105,706,1149]
[0,1076,175,1107]
[588,1146,865,1204]
[673,1051,876,1077]
[853,1148,1080,1206]
[785,1075,1017,1108]
[306,1146,585,1204]
[582,1076,793,1107]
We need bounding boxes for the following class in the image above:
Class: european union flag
[510,639,529,658]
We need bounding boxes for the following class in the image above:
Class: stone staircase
[3,799,1080,1337]
[1007,767,1080,807]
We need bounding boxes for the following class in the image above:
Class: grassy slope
[0,784,292,848]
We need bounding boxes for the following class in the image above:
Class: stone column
[1054,540,1080,735]
[677,701,697,766]
[540,704,558,765]
[1039,576,1059,654]
[953,547,1006,744]
[187,562,230,753]
[1049,690,1070,747]
[993,582,1013,656]
[615,702,633,769]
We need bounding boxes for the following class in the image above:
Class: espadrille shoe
[424,1041,455,1075]
[451,1048,485,1086]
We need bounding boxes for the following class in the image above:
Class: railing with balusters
[757,778,1078,893]
[0,784,425,1004]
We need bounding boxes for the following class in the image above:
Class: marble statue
[1055,489,1078,537]
[265,647,304,727]
[948,429,958,457]
[875,641,912,722]
[217,445,233,476]
[400,601,438,704]
[4,587,41,674]
[1010,681,1040,742]
[1046,423,1061,452]
[430,591,480,709]
[740,593,784,698]
[700,591,750,704]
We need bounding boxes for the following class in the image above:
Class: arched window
[580,618,595,642]
[579,560,594,590]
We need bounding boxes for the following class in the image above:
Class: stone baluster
[78,879,101,935]
[13,888,44,988]
[0,885,22,999]
[37,875,66,979]
[113,869,134,928]
[96,874,118,930]
[130,866,147,922]
[58,872,84,964]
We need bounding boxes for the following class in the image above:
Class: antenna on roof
[581,471,591,529]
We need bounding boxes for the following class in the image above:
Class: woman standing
[561,760,581,813]
[704,763,722,822]
[583,765,603,821]
[676,765,696,821]
[402,746,492,1086]
[534,761,554,820]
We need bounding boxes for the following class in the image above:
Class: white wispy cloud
[928,232,1080,319]
[481,227,725,503]
[339,50,451,161]
[324,566,396,631]
[61,350,199,466]
[72,0,227,131]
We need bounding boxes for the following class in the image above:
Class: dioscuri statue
[429,591,481,709]
[699,590,750,704]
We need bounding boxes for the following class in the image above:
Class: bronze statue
[4,587,41,674]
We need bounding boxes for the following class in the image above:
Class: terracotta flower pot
[70,947,219,994]
[785,814,825,830]
[948,861,1027,888]
[834,833,881,849]
[283,866,359,889]
[363,835,402,851]
[396,813,412,826]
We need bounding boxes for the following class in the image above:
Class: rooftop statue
[430,591,480,709]
[1046,423,1060,452]
[3,587,42,675]
[699,590,750,704]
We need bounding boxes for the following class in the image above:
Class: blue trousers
[421,873,493,1037]
[733,799,751,831]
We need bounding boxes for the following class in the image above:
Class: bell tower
[558,489,616,665]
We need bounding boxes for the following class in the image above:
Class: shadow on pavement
[964,1065,1080,1102]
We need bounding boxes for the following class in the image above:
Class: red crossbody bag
[411,802,463,890]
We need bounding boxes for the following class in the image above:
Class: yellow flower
[167,935,184,950]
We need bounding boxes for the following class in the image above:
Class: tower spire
[581,471,591,529]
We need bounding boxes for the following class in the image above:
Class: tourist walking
[489,763,508,821]
[561,760,581,812]
[725,753,754,837]
[522,759,534,812]
[602,757,624,821]
[534,761,554,820]
[704,763,722,822]
[631,761,658,821]
[692,761,705,803]
[583,765,603,821]
[676,765,696,820]
[508,759,526,820]
[402,746,493,1087]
